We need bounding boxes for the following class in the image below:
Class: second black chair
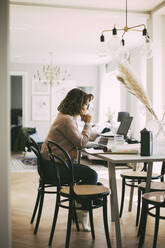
[47,140,111,248]
[138,191,165,248]
[119,162,165,226]
[26,137,58,234]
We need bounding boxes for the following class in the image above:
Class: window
[99,70,120,123]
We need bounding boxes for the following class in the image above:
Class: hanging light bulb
[98,0,153,60]
[136,28,153,59]
[116,39,129,60]
[99,27,121,58]
[98,36,109,57]
[107,26,121,57]
[140,35,153,59]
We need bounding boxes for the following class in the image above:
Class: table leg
[145,162,153,192]
[108,161,122,248]
[128,163,136,212]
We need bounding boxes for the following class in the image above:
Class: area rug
[11,158,37,172]
[16,156,37,166]
[10,156,124,180]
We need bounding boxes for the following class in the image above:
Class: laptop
[116,116,133,138]
[87,116,133,149]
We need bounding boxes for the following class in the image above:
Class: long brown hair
[58,88,93,116]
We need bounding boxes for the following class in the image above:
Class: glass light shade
[107,35,121,57]
[116,45,129,60]
[98,41,108,57]
[138,36,153,59]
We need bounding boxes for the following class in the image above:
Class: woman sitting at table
[41,88,98,231]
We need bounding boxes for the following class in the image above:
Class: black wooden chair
[26,137,58,234]
[47,140,111,248]
[136,175,165,226]
[138,191,165,248]
[119,162,165,226]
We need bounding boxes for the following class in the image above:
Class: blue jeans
[42,159,98,185]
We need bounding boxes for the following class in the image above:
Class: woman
[41,88,98,231]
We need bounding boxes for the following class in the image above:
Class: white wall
[129,51,147,140]
[98,55,147,140]
[152,15,165,120]
[10,63,99,139]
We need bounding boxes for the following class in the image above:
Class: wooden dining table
[83,149,165,248]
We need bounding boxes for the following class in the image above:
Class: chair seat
[120,171,159,179]
[139,181,165,191]
[143,191,165,205]
[61,185,110,197]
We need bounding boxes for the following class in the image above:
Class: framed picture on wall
[32,80,50,95]
[32,95,50,121]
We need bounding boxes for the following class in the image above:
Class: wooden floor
[11,161,165,248]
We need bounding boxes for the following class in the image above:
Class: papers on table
[84,148,105,154]
[109,143,140,154]
[99,131,114,137]
[85,143,140,154]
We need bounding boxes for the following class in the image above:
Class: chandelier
[99,0,153,60]
[33,52,71,87]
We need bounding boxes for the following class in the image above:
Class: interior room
[1,0,165,248]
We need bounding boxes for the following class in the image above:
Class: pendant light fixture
[33,52,71,87]
[99,0,153,60]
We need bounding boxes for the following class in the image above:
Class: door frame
[10,71,28,126]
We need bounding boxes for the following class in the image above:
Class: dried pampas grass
[116,60,158,120]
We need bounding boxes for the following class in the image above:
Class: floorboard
[11,160,165,248]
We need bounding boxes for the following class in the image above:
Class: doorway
[10,75,23,151]
[10,72,27,151]
[10,75,22,126]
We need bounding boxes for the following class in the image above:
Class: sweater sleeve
[59,116,91,148]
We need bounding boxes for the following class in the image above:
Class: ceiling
[10,0,165,65]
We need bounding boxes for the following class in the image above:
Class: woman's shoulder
[56,112,74,124]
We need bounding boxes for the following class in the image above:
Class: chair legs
[120,177,143,225]
[153,207,160,248]
[89,207,95,240]
[48,193,60,246]
[138,199,161,248]
[136,181,142,226]
[65,199,74,248]
[138,199,148,248]
[34,191,45,234]
[103,196,111,248]
[30,189,41,224]
[48,196,111,248]
[119,177,126,217]
[72,203,80,232]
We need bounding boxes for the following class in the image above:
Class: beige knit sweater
[41,112,91,161]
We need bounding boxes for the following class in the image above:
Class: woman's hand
[81,114,92,123]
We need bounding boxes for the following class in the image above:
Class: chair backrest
[160,161,165,181]
[26,136,44,178]
[47,140,74,191]
[143,161,165,180]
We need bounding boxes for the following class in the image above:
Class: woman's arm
[61,115,91,148]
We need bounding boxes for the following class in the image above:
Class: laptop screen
[116,116,133,137]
